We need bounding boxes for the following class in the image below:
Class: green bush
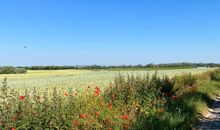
[0,66,15,74]
[14,68,27,74]
[0,67,27,74]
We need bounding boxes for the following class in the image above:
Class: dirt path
[197,95,220,129]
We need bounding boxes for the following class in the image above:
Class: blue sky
[0,0,219,66]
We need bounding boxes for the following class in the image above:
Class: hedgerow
[0,67,27,74]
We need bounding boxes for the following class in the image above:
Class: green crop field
[0,67,214,94]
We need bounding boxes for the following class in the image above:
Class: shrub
[0,66,16,74]
[14,68,27,74]
[0,67,27,74]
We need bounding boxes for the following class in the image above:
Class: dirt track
[197,95,220,129]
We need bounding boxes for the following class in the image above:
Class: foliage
[0,67,27,74]
[172,74,198,96]
[21,63,220,70]
[14,68,27,74]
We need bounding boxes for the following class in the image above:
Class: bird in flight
[24,46,28,48]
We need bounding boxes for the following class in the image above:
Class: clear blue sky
[0,0,219,66]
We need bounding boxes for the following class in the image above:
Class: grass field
[0,67,214,94]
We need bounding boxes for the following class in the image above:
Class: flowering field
[0,67,219,129]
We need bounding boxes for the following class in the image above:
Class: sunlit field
[0,67,214,94]
[1,67,220,129]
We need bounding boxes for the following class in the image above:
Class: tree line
[17,63,220,70]
[0,66,27,74]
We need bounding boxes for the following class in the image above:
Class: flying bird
[24,46,28,48]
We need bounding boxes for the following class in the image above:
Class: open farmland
[1,67,220,129]
[1,67,219,130]
[0,67,214,94]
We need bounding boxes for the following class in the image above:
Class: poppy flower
[80,114,89,119]
[94,87,101,97]
[20,96,25,101]
[121,114,129,120]
[109,128,113,130]
[109,101,113,109]
[95,86,101,91]
[12,128,16,130]
[95,112,99,117]
[94,92,100,97]
[124,125,129,130]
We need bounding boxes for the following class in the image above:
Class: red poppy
[124,125,129,130]
[20,96,25,101]
[109,128,113,130]
[94,87,101,97]
[95,112,99,117]
[94,92,100,97]
[121,114,129,120]
[12,128,16,130]
[80,114,89,119]
[109,101,113,109]
[95,86,101,91]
